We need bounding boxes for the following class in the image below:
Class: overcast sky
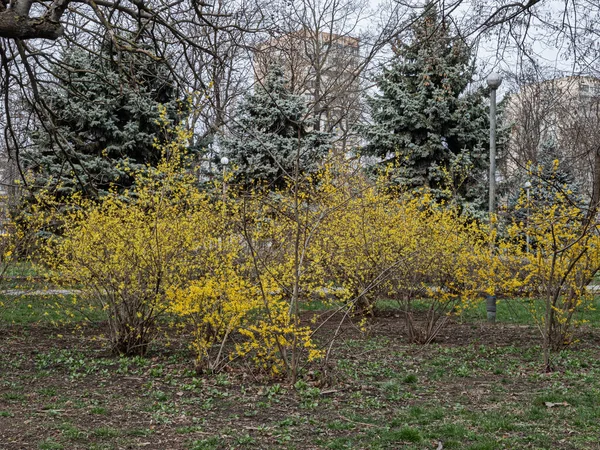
[365,0,600,95]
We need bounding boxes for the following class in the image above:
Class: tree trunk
[586,147,600,224]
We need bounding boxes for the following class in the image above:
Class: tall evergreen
[23,45,183,197]
[222,68,331,189]
[362,1,488,208]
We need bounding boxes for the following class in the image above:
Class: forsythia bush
[49,125,227,356]
[41,117,600,375]
[482,178,600,367]
[316,168,487,343]
[47,118,324,374]
[167,268,260,371]
[0,187,59,314]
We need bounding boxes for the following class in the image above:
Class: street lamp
[487,72,502,214]
[220,156,229,201]
[486,71,502,323]
[524,180,532,254]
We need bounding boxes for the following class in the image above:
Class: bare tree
[2,0,600,189]
[251,0,409,153]
[0,0,265,191]
[502,67,600,209]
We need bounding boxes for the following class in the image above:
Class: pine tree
[222,68,331,189]
[362,1,488,209]
[23,45,184,197]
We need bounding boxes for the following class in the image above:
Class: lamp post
[487,72,502,214]
[524,180,531,254]
[486,71,502,323]
[220,156,229,201]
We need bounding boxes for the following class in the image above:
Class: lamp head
[220,156,229,166]
[487,72,503,90]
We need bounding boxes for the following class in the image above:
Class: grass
[0,260,51,289]
[377,296,600,327]
[0,262,104,325]
[2,286,600,448]
[1,260,47,279]
[462,296,600,325]
[0,293,106,325]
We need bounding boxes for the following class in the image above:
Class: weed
[38,438,64,450]
[403,373,418,384]
[190,436,220,450]
[38,387,57,397]
[59,422,88,440]
[92,427,120,438]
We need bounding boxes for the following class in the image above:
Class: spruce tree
[362,1,488,209]
[222,68,331,189]
[23,45,183,197]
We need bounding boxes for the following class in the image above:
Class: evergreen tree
[222,68,331,189]
[362,1,488,209]
[23,45,183,197]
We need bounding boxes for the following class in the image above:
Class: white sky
[366,0,599,97]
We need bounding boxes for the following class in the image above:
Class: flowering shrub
[48,124,223,355]
[46,120,325,372]
[484,175,600,368]
[41,119,599,375]
[315,169,486,343]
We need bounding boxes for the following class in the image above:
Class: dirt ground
[1,311,599,449]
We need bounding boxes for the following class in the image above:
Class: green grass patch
[190,436,221,450]
[375,296,600,327]
[38,438,64,450]
[0,293,106,325]
[460,296,600,326]
[92,427,120,438]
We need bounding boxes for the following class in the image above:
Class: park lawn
[1,294,600,449]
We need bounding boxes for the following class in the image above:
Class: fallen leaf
[320,389,338,396]
[544,401,569,408]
